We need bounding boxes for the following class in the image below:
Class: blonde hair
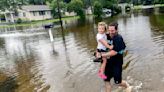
[98,22,107,31]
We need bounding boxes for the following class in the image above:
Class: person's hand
[96,52,101,58]
[93,52,102,63]
[109,45,113,50]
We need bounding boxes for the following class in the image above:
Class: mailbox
[44,24,54,29]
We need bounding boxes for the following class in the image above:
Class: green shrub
[16,18,22,24]
[112,6,121,15]
[93,1,103,17]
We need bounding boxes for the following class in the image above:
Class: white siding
[27,11,52,20]
[4,6,53,22]
[65,12,77,16]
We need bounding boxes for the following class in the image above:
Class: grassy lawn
[133,5,142,9]
[155,4,164,7]
[133,4,164,10]
[0,16,80,28]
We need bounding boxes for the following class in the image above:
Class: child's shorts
[97,49,107,53]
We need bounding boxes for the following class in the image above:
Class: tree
[0,0,22,11]
[82,0,91,8]
[28,0,46,5]
[154,0,164,4]
[93,0,103,17]
[64,0,71,3]
[46,0,66,18]
[67,0,85,19]
[0,0,48,11]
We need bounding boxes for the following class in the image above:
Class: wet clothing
[104,34,126,84]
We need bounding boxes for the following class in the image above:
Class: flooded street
[0,8,164,92]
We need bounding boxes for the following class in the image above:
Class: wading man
[96,22,132,92]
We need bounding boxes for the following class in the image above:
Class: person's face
[98,25,105,34]
[108,26,117,35]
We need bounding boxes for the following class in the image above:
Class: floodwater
[0,7,164,92]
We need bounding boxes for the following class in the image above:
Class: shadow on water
[159,7,164,13]
[53,20,73,78]
[142,8,154,16]
[0,38,5,48]
[61,28,73,78]
[0,73,18,92]
[150,14,164,31]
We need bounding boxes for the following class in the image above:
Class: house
[3,5,52,23]
[118,3,133,15]
[1,5,93,23]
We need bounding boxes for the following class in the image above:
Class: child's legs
[100,57,107,73]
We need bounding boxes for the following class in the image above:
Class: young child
[96,22,113,79]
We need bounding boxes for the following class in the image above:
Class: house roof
[21,5,51,11]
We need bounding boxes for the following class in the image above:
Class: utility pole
[57,0,63,31]
[89,0,93,14]
[57,0,65,44]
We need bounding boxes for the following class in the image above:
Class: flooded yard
[0,7,164,92]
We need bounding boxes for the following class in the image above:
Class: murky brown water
[0,8,164,92]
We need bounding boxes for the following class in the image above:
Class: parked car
[102,8,112,17]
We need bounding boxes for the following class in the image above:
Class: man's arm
[101,50,117,58]
[101,35,126,57]
[99,39,113,50]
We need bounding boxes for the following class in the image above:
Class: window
[33,11,36,16]
[23,13,26,17]
[39,11,45,16]
[46,11,51,15]
[32,11,38,16]
[14,12,18,17]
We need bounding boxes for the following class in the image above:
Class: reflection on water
[159,7,164,13]
[150,14,164,31]
[0,7,164,92]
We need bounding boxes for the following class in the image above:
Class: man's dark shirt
[106,33,126,65]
